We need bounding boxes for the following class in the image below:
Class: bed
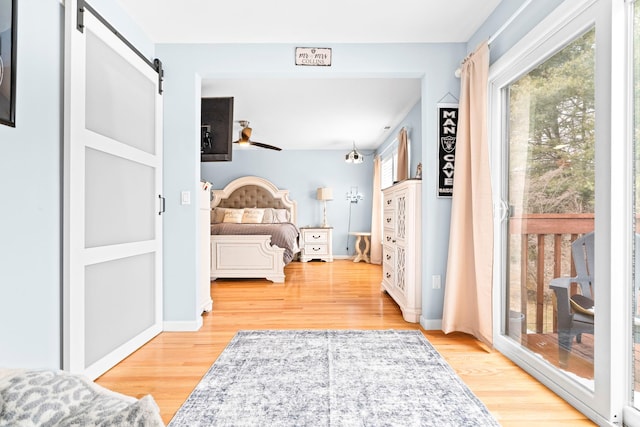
[210,176,299,283]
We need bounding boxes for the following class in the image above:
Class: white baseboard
[420,317,442,331]
[163,316,203,332]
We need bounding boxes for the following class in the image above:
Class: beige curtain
[370,156,382,264]
[442,41,494,346]
[397,128,409,181]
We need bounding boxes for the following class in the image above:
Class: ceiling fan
[233,120,282,151]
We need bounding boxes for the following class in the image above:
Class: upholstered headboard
[210,176,297,225]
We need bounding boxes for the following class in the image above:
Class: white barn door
[63,1,163,379]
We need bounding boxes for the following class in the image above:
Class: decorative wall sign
[437,103,459,197]
[0,0,17,127]
[295,47,332,66]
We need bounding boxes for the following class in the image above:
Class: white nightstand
[299,227,333,262]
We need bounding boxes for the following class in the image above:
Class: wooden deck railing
[509,213,594,333]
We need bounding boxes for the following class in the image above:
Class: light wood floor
[95,260,595,426]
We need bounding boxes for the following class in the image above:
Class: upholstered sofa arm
[0,369,164,426]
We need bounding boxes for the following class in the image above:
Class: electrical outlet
[432,275,441,289]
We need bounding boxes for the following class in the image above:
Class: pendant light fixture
[345,141,364,164]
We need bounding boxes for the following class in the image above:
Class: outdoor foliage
[509,29,595,214]
[507,29,596,336]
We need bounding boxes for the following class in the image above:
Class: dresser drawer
[383,245,395,266]
[303,244,329,256]
[383,230,395,246]
[383,210,395,230]
[382,261,394,284]
[384,194,394,209]
[302,229,329,243]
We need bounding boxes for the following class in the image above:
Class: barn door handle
[158,195,166,215]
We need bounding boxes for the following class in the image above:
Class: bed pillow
[222,208,244,223]
[261,208,290,223]
[272,208,291,223]
[211,207,227,224]
[242,208,265,224]
[262,208,274,223]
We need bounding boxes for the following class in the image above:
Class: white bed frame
[210,176,297,283]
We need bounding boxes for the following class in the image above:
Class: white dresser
[299,227,333,262]
[381,180,422,323]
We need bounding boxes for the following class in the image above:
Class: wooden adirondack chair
[549,232,595,365]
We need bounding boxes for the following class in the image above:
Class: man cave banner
[437,103,459,197]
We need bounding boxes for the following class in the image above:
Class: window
[380,145,399,189]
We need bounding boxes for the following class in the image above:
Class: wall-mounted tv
[201,97,233,162]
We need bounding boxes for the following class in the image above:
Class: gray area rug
[169,330,500,426]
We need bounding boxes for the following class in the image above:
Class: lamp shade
[317,187,333,201]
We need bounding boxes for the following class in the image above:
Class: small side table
[300,227,333,262]
[349,232,371,263]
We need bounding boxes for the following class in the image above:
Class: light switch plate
[432,275,441,289]
[181,191,191,205]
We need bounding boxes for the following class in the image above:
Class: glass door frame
[489,0,632,424]
[625,0,640,424]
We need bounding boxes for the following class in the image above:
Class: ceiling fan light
[232,119,282,151]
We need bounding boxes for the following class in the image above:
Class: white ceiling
[116,0,502,150]
[202,78,422,151]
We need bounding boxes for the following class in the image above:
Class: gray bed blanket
[210,223,300,264]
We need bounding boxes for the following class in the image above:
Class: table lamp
[316,187,333,228]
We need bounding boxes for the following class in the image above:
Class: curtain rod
[455,0,533,78]
[488,0,533,45]
[377,127,410,158]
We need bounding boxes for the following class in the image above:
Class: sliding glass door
[490,0,630,423]
[504,27,596,385]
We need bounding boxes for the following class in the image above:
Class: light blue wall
[157,42,466,326]
[0,0,153,369]
[0,0,571,367]
[0,0,63,368]
[202,150,374,257]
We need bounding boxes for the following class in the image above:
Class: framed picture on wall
[0,0,17,127]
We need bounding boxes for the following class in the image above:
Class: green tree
[509,28,595,214]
